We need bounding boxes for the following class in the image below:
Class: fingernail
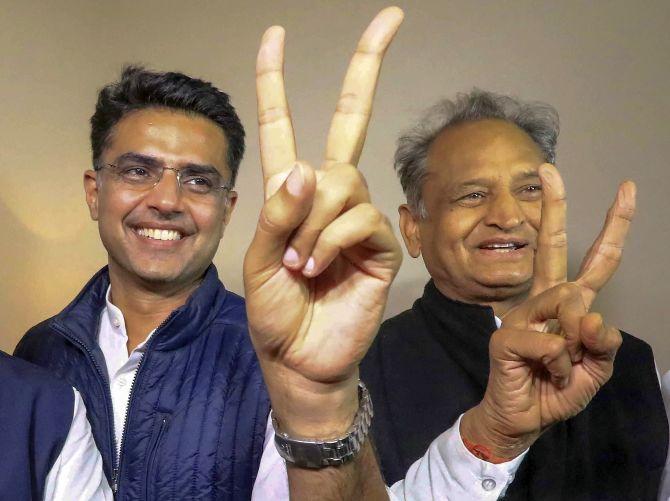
[283,246,299,266]
[303,256,315,275]
[539,165,554,185]
[618,182,634,206]
[286,163,304,196]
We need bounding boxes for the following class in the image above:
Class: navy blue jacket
[15,266,271,500]
[0,351,73,500]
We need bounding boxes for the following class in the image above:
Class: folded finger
[492,328,572,388]
[579,312,622,359]
[283,164,371,270]
[244,162,316,280]
[505,283,583,329]
[302,203,400,278]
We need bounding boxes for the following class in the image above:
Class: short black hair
[90,65,245,185]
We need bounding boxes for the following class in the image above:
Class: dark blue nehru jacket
[15,266,270,500]
[0,351,73,500]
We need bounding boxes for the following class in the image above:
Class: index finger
[256,26,297,192]
[323,6,404,168]
[530,163,568,296]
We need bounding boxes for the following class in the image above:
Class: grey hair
[394,89,559,218]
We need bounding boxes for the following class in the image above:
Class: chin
[122,255,187,282]
[133,266,185,284]
[472,276,532,302]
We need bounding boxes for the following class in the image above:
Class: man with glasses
[14,11,408,498]
[15,65,267,498]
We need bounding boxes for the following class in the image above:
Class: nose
[143,168,184,215]
[484,191,525,230]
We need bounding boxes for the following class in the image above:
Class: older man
[361,90,668,499]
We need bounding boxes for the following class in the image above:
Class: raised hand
[462,283,622,459]
[527,163,636,312]
[462,165,634,459]
[244,7,404,438]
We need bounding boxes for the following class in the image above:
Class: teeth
[482,243,520,250]
[137,228,182,241]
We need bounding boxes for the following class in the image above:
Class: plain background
[1,1,668,369]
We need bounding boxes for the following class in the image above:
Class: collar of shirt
[99,285,154,378]
[98,285,155,458]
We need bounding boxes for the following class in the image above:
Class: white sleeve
[251,415,289,500]
[388,414,527,501]
[252,412,526,500]
[43,389,113,501]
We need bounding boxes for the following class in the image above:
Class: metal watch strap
[272,381,373,469]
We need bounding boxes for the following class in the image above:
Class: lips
[477,238,529,251]
[136,228,182,241]
[129,222,193,243]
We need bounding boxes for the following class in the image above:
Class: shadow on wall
[0,197,105,353]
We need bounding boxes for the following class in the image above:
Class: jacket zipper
[51,324,121,492]
[114,312,176,498]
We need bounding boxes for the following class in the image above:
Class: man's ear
[221,191,238,235]
[398,204,422,258]
[83,169,100,221]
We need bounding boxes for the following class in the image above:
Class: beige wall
[1,0,669,369]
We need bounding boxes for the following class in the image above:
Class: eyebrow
[114,152,222,175]
[181,163,222,176]
[454,169,540,189]
[513,169,541,182]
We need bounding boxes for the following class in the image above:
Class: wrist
[260,360,359,438]
[460,405,536,461]
[272,381,374,469]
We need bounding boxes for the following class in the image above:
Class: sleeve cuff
[445,413,527,497]
[389,413,528,500]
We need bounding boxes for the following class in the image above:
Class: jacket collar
[415,280,497,391]
[51,264,230,353]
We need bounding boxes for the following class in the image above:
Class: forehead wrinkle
[105,108,229,175]
[426,123,544,192]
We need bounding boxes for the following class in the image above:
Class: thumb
[244,162,317,280]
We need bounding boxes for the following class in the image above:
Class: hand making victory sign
[462,163,637,459]
[528,164,636,311]
[243,7,404,475]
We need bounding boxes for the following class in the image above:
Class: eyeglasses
[95,163,233,199]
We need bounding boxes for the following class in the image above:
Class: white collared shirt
[43,389,112,500]
[98,288,524,499]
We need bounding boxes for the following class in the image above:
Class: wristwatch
[272,381,373,469]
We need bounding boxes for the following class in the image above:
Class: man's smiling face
[85,107,236,289]
[400,119,546,305]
